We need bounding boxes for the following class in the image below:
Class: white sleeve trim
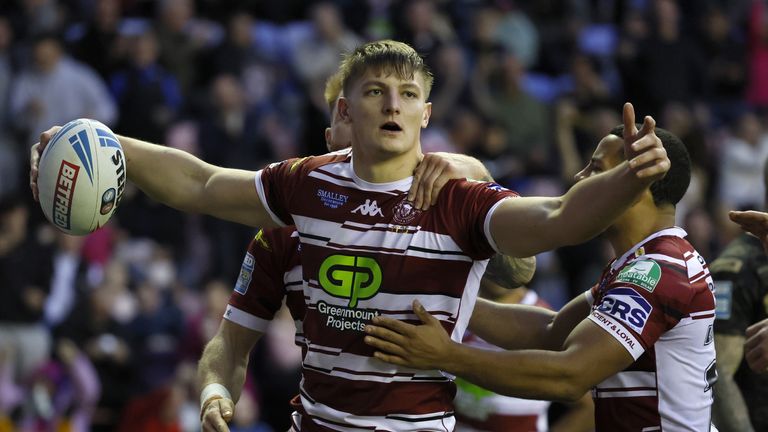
[588,310,646,360]
[224,305,271,332]
[254,169,287,227]
[483,197,513,254]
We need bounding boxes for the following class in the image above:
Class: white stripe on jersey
[293,215,471,261]
[284,265,303,289]
[224,305,271,332]
[254,170,287,227]
[305,286,461,320]
[594,389,658,398]
[641,253,686,267]
[321,158,414,193]
[588,310,646,359]
[450,260,487,341]
[298,391,455,432]
[597,371,657,390]
[641,427,661,431]
[302,347,446,383]
[483,197,513,254]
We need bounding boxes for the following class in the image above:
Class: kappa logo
[597,287,653,334]
[617,259,662,293]
[352,199,384,217]
[319,254,382,307]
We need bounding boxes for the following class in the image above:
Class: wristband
[200,383,232,411]
[584,289,595,307]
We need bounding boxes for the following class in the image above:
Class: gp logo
[597,287,653,333]
[319,255,382,307]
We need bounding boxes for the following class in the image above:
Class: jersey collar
[610,226,688,272]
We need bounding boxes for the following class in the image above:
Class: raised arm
[30,128,276,228]
[469,292,591,350]
[490,104,669,257]
[198,320,263,431]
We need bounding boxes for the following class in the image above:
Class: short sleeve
[437,180,519,260]
[588,259,692,360]
[225,228,295,332]
[255,157,313,226]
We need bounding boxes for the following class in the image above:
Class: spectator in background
[393,0,455,62]
[70,0,126,80]
[153,0,202,95]
[470,52,551,177]
[0,18,19,197]
[9,32,117,148]
[711,159,768,431]
[0,194,54,388]
[110,28,181,143]
[717,111,768,213]
[746,0,768,109]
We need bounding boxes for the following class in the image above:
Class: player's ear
[421,102,432,128]
[338,97,352,123]
[324,127,332,152]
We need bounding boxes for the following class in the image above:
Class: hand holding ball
[37,119,126,235]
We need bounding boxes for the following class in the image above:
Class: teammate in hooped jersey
[365,125,718,431]
[31,40,669,431]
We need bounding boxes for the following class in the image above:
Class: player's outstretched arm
[745,318,768,373]
[489,103,669,258]
[729,210,768,255]
[198,320,263,432]
[469,291,591,351]
[30,127,276,228]
[365,300,633,402]
[407,152,492,210]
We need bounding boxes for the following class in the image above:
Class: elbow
[554,380,590,403]
[551,360,591,403]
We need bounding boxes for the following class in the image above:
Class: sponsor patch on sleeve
[234,252,255,295]
[616,259,661,293]
[714,280,733,320]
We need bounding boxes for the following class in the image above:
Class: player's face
[325,100,352,152]
[574,135,625,182]
[339,68,432,158]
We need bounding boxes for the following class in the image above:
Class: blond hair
[324,70,344,113]
[338,40,434,99]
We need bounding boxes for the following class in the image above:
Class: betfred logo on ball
[38,118,125,235]
[52,160,80,230]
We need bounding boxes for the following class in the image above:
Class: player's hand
[408,153,488,210]
[729,210,768,255]
[29,126,62,202]
[201,396,234,432]
[621,103,669,183]
[364,300,454,369]
[745,319,768,373]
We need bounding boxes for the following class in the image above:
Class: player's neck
[608,206,677,257]
[352,147,421,183]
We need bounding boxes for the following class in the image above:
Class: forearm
[469,300,554,350]
[197,327,261,403]
[120,135,215,213]
[445,344,587,402]
[544,294,592,350]
[554,162,647,245]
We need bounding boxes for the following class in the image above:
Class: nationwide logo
[617,259,661,293]
[319,254,382,307]
[351,199,384,217]
[317,189,349,209]
[53,161,80,230]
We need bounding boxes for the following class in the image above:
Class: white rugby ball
[38,119,126,235]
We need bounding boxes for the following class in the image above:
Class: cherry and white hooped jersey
[588,227,717,432]
[455,291,551,432]
[255,149,518,432]
[224,226,306,351]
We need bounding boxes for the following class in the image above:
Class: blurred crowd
[1,0,768,430]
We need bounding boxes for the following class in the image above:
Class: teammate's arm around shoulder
[489,103,670,257]
[199,320,264,432]
[30,127,276,228]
